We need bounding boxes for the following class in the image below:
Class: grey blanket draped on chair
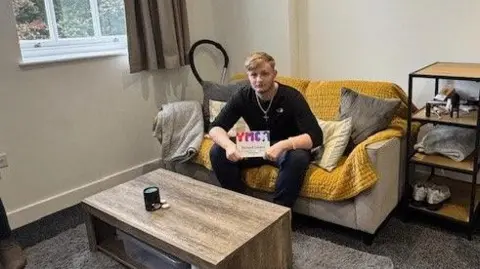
[152,101,204,163]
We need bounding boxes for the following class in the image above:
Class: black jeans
[209,144,311,208]
[0,198,11,240]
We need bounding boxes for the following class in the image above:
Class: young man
[0,199,26,269]
[209,52,323,208]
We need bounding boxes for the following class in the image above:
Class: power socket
[0,152,8,169]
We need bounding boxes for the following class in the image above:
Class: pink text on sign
[236,131,270,142]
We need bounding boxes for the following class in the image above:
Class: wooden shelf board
[409,176,480,222]
[413,62,480,79]
[411,152,474,173]
[412,107,478,127]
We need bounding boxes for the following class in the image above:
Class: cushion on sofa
[313,117,353,171]
[209,99,250,137]
[202,80,250,132]
[339,87,401,144]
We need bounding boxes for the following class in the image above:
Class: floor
[12,204,480,269]
[293,212,480,269]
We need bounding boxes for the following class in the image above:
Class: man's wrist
[227,141,237,150]
[280,139,294,151]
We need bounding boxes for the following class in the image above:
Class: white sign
[236,131,270,158]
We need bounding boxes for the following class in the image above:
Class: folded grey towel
[153,101,204,163]
[414,125,476,162]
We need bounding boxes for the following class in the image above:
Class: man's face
[247,61,277,94]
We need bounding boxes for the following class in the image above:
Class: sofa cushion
[202,80,250,132]
[339,87,401,144]
[209,99,250,137]
[313,117,353,171]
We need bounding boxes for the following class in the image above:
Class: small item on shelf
[427,95,472,118]
[446,98,452,111]
[432,105,448,118]
[464,99,479,106]
[449,92,460,118]
[427,100,447,105]
[412,181,433,206]
[459,105,477,112]
[411,181,451,211]
[425,184,451,211]
[434,87,455,101]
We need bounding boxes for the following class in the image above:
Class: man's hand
[209,126,243,162]
[226,144,243,162]
[265,141,289,162]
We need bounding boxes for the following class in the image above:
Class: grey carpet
[293,233,393,269]
[24,225,119,269]
[15,203,480,268]
[294,215,480,269]
[24,224,393,269]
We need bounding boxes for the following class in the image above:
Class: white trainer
[426,185,451,210]
[412,182,429,206]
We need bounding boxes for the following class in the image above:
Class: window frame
[17,0,128,64]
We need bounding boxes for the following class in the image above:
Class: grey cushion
[339,87,401,144]
[202,80,250,132]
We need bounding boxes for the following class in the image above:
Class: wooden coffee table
[82,168,292,269]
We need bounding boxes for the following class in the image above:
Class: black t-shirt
[211,83,323,148]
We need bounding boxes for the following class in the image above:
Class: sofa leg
[362,233,375,245]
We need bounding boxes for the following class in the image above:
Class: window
[13,0,127,64]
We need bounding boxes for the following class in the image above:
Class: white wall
[210,0,299,77]
[300,0,480,106]
[0,0,221,229]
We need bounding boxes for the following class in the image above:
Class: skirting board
[7,158,163,229]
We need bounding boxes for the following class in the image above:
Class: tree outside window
[13,0,49,40]
[13,0,127,62]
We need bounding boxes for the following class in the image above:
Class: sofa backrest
[230,74,410,121]
[303,80,410,121]
[230,74,310,95]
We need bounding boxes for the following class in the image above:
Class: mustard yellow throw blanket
[192,79,419,201]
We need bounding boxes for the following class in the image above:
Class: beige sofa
[169,77,411,244]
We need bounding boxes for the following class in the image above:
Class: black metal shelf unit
[403,62,480,240]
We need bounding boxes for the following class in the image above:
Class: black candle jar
[143,186,161,211]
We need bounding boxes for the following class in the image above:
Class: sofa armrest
[354,137,401,234]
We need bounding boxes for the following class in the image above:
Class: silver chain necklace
[255,94,274,122]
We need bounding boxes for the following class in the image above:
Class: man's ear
[273,69,278,77]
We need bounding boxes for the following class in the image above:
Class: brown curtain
[124,0,190,73]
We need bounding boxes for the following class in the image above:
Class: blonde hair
[244,52,276,71]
